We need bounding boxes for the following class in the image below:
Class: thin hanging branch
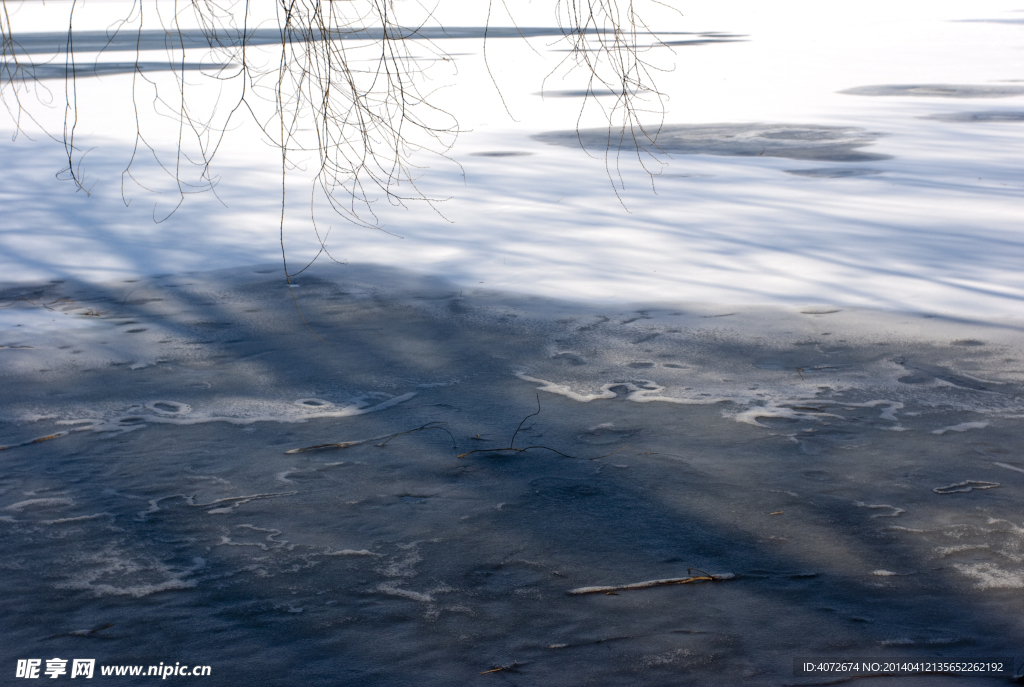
[1,0,670,267]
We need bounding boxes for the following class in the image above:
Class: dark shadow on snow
[3,61,231,80]
[840,84,1024,98]
[919,110,1024,122]
[533,123,892,163]
[5,26,688,56]
[785,167,883,178]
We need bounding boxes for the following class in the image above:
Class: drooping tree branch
[0,0,669,248]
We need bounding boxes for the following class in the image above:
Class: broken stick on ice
[568,570,736,595]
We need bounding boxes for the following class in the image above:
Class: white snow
[1,0,1023,319]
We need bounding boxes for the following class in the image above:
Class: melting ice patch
[953,563,1024,589]
[891,517,1024,590]
[146,400,191,415]
[137,492,296,520]
[518,371,912,431]
[44,393,416,438]
[5,497,74,511]
[932,481,1000,495]
[855,502,905,518]
[57,547,206,598]
[373,583,435,603]
[932,421,989,435]
[517,373,732,406]
[218,525,291,550]
[733,404,844,427]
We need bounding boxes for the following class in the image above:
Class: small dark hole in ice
[628,362,654,369]
[126,328,147,333]
[663,363,686,368]
[898,374,932,385]
[951,339,985,346]
[760,417,801,427]
[119,417,146,425]
[301,400,326,406]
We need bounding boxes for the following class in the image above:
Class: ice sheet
[3,1,1024,684]
[2,264,1024,685]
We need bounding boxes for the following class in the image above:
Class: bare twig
[480,660,519,675]
[458,394,626,460]
[0,432,69,452]
[376,421,455,448]
[284,440,364,455]
[285,421,454,454]
[509,392,542,448]
[43,623,114,641]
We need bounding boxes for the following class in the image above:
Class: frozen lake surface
[3,265,1024,685]
[2,0,1024,683]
